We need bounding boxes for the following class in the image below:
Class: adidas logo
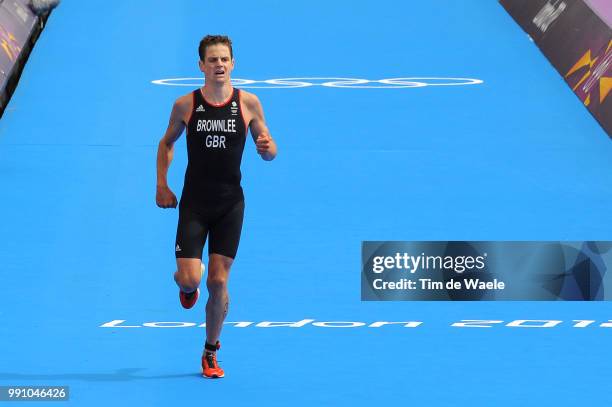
[175,244,182,252]
[196,105,205,112]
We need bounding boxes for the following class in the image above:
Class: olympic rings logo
[151,77,484,89]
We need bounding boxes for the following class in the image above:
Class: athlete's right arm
[156,97,189,209]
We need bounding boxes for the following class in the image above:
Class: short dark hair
[198,35,233,61]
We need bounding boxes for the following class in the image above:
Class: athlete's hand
[156,185,178,208]
[256,132,272,155]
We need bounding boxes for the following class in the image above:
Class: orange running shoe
[202,341,224,379]
[179,288,199,309]
[178,264,204,309]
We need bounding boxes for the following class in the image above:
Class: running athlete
[155,35,277,379]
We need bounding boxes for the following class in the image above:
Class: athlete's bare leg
[174,258,203,294]
[205,253,232,345]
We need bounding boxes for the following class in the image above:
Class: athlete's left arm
[245,92,277,161]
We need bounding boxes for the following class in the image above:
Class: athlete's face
[199,44,234,85]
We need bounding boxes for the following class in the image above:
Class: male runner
[155,35,277,379]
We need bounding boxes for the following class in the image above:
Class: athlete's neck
[202,84,233,105]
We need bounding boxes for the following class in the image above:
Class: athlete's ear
[198,60,205,73]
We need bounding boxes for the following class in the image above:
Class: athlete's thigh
[175,204,209,260]
[207,253,233,282]
[208,200,245,259]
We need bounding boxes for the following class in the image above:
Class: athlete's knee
[174,268,201,291]
[206,255,231,293]
[206,273,228,293]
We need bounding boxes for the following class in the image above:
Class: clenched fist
[256,132,273,155]
[156,185,178,208]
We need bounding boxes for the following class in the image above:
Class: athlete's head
[198,35,234,85]
[199,35,233,60]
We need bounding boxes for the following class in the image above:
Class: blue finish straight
[0,1,611,406]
